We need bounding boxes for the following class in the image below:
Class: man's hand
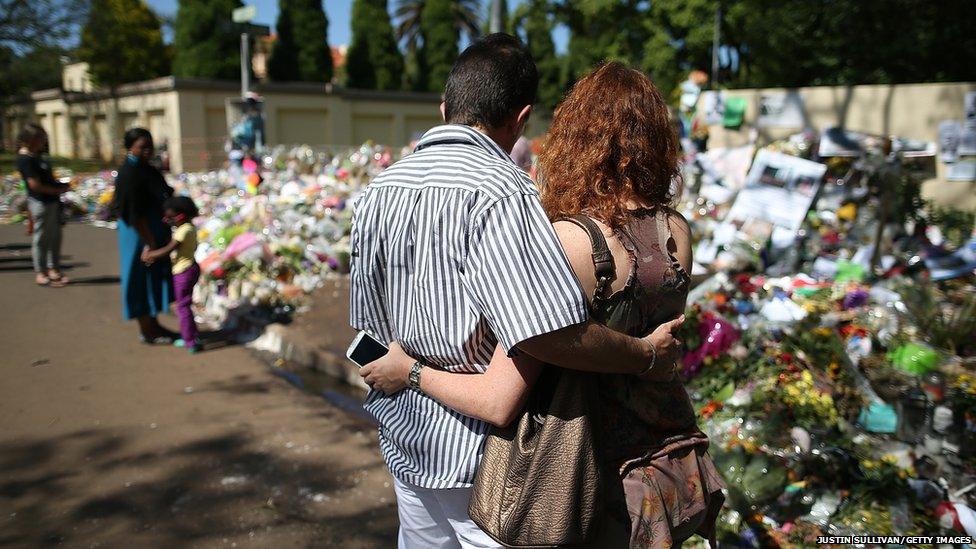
[640,315,685,378]
[360,342,415,395]
[141,246,155,265]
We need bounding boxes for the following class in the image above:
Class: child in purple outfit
[143,196,201,353]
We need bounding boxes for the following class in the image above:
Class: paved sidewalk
[0,223,396,548]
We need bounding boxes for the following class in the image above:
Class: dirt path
[0,224,396,548]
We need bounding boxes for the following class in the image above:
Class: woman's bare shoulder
[552,219,598,295]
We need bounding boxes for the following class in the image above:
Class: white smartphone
[346,331,389,368]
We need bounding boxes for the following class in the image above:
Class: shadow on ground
[0,424,397,547]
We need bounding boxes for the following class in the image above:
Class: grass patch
[1,152,111,176]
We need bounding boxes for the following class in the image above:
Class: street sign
[232,5,256,23]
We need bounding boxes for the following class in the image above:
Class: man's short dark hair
[444,33,538,130]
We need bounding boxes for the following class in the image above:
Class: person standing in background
[16,123,70,287]
[111,128,177,344]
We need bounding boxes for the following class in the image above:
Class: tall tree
[514,0,560,109]
[0,44,67,98]
[267,1,300,81]
[420,0,459,92]
[347,0,404,90]
[294,0,333,82]
[395,0,480,90]
[78,0,170,88]
[639,0,717,95]
[558,0,648,88]
[0,0,87,52]
[173,0,243,79]
[268,0,332,82]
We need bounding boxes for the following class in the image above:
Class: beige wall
[707,82,976,147]
[169,86,443,171]
[21,87,182,169]
[9,79,972,180]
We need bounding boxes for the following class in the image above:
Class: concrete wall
[7,79,973,178]
[5,82,182,168]
[5,79,444,173]
[707,81,975,147]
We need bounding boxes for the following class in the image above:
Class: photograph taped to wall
[947,159,976,181]
[696,145,756,204]
[757,91,805,128]
[727,149,826,231]
[938,121,961,163]
[701,91,725,126]
[959,92,976,156]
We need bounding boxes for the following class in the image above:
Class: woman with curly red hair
[539,61,725,547]
[364,61,724,547]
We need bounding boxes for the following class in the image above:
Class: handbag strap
[559,214,616,307]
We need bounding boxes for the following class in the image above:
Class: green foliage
[77,0,170,89]
[419,0,460,92]
[394,0,480,91]
[641,0,716,95]
[173,0,243,79]
[268,2,300,81]
[926,205,976,250]
[559,1,648,87]
[898,283,976,357]
[292,0,333,82]
[514,0,560,109]
[554,0,976,92]
[269,0,333,83]
[0,0,87,51]
[0,45,66,98]
[347,0,404,90]
[729,0,976,88]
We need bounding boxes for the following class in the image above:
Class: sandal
[35,274,51,286]
[140,334,174,345]
[48,270,69,286]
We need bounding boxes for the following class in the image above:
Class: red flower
[700,400,724,419]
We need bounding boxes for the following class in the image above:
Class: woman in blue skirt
[111,128,177,343]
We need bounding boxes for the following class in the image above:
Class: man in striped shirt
[349,34,681,548]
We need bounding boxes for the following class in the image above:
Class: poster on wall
[756,91,806,128]
[947,160,976,182]
[960,92,976,156]
[700,91,726,126]
[727,149,827,231]
[697,145,756,204]
[939,120,962,163]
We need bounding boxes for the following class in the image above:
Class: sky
[146,0,569,53]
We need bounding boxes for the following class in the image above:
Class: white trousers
[393,478,501,549]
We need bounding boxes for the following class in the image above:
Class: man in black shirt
[16,123,70,286]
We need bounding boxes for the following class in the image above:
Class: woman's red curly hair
[538,62,680,229]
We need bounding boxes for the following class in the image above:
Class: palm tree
[394,0,481,54]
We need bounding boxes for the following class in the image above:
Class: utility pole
[490,0,508,34]
[711,3,721,87]
[232,5,257,99]
[240,32,249,99]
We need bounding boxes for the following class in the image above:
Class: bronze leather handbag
[468,215,613,547]
[467,366,602,547]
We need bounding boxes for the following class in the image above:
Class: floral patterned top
[587,208,705,471]
[571,208,725,547]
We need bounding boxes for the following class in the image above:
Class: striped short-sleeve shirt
[349,124,588,489]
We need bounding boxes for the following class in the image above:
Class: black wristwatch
[408,361,424,392]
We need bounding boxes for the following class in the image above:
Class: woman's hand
[141,246,155,265]
[360,342,416,395]
[641,315,685,380]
